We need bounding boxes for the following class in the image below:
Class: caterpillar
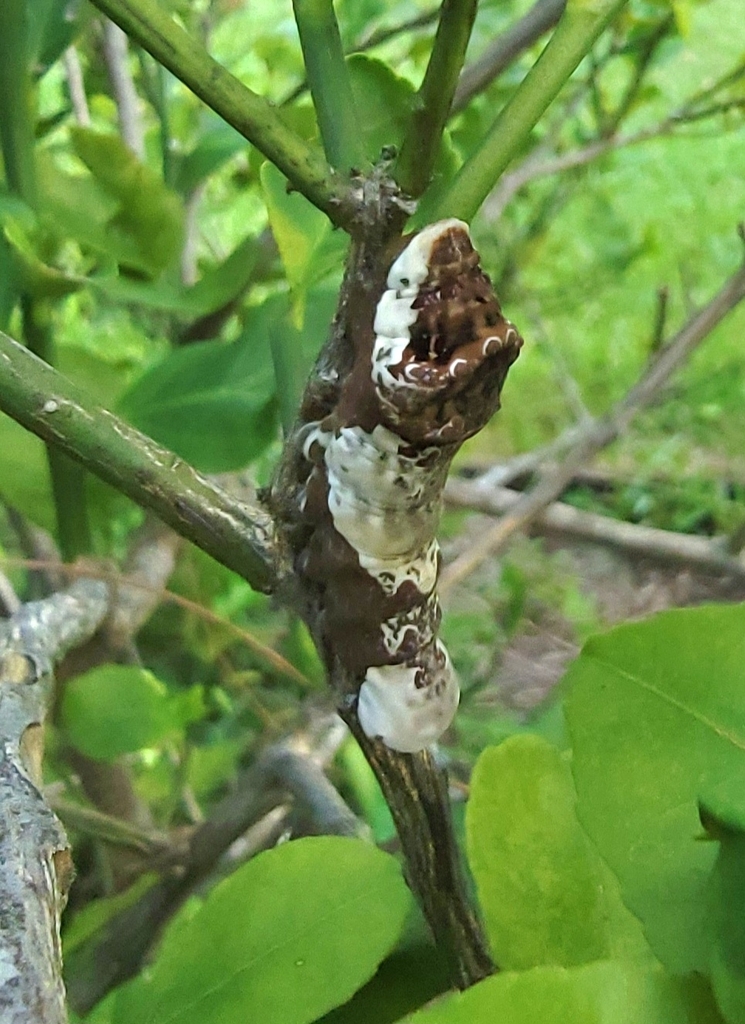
[295,219,522,752]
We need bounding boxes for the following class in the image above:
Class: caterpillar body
[295,220,522,752]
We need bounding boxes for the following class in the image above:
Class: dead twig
[445,479,745,584]
[102,18,146,159]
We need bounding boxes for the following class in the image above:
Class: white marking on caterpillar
[323,424,444,593]
[357,643,459,754]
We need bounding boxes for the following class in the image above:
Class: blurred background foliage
[0,0,744,1003]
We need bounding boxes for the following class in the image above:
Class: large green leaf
[60,665,174,761]
[117,326,277,473]
[466,735,648,970]
[565,604,745,975]
[399,960,721,1024]
[70,128,183,277]
[112,837,413,1024]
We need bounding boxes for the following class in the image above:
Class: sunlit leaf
[112,837,413,1024]
[466,735,649,970]
[565,605,745,975]
[61,665,174,761]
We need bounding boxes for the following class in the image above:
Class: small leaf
[565,604,745,975]
[111,837,413,1024]
[60,665,173,761]
[346,55,414,164]
[466,735,648,970]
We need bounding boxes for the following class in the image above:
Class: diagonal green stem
[86,0,358,228]
[291,0,362,172]
[429,0,630,223]
[0,0,92,559]
[396,0,479,199]
[0,330,278,592]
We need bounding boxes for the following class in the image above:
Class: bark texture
[0,580,109,1024]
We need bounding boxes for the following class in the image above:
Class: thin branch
[281,6,440,107]
[0,557,313,688]
[86,0,358,229]
[445,479,745,584]
[0,330,279,594]
[485,96,745,220]
[291,0,362,172]
[430,0,629,223]
[396,0,479,198]
[452,0,565,114]
[0,569,20,616]
[341,710,494,988]
[0,579,110,1023]
[102,18,146,159]
[63,46,91,126]
[440,258,745,592]
[649,285,669,356]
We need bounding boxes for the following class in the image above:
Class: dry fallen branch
[440,257,745,593]
[0,578,109,1024]
[445,478,745,584]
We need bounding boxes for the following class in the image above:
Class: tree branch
[0,578,109,1023]
[0,330,279,593]
[86,0,358,229]
[431,0,629,223]
[440,258,745,592]
[291,0,362,172]
[102,17,146,159]
[396,0,479,198]
[451,0,565,115]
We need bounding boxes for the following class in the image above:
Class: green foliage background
[1,0,744,1021]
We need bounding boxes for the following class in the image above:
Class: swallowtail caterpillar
[296,220,522,752]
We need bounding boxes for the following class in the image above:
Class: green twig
[1,0,92,559]
[429,0,630,223]
[0,330,278,593]
[291,0,362,172]
[86,0,358,228]
[396,0,479,198]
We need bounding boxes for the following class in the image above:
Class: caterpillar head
[372,220,522,446]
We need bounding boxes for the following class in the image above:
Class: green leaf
[70,128,183,277]
[346,55,414,164]
[260,162,347,315]
[172,120,247,195]
[267,288,338,431]
[118,327,277,473]
[3,221,82,299]
[60,665,174,761]
[466,735,649,970]
[565,604,745,975]
[700,781,745,1023]
[28,0,86,73]
[111,836,413,1024]
[399,960,716,1024]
